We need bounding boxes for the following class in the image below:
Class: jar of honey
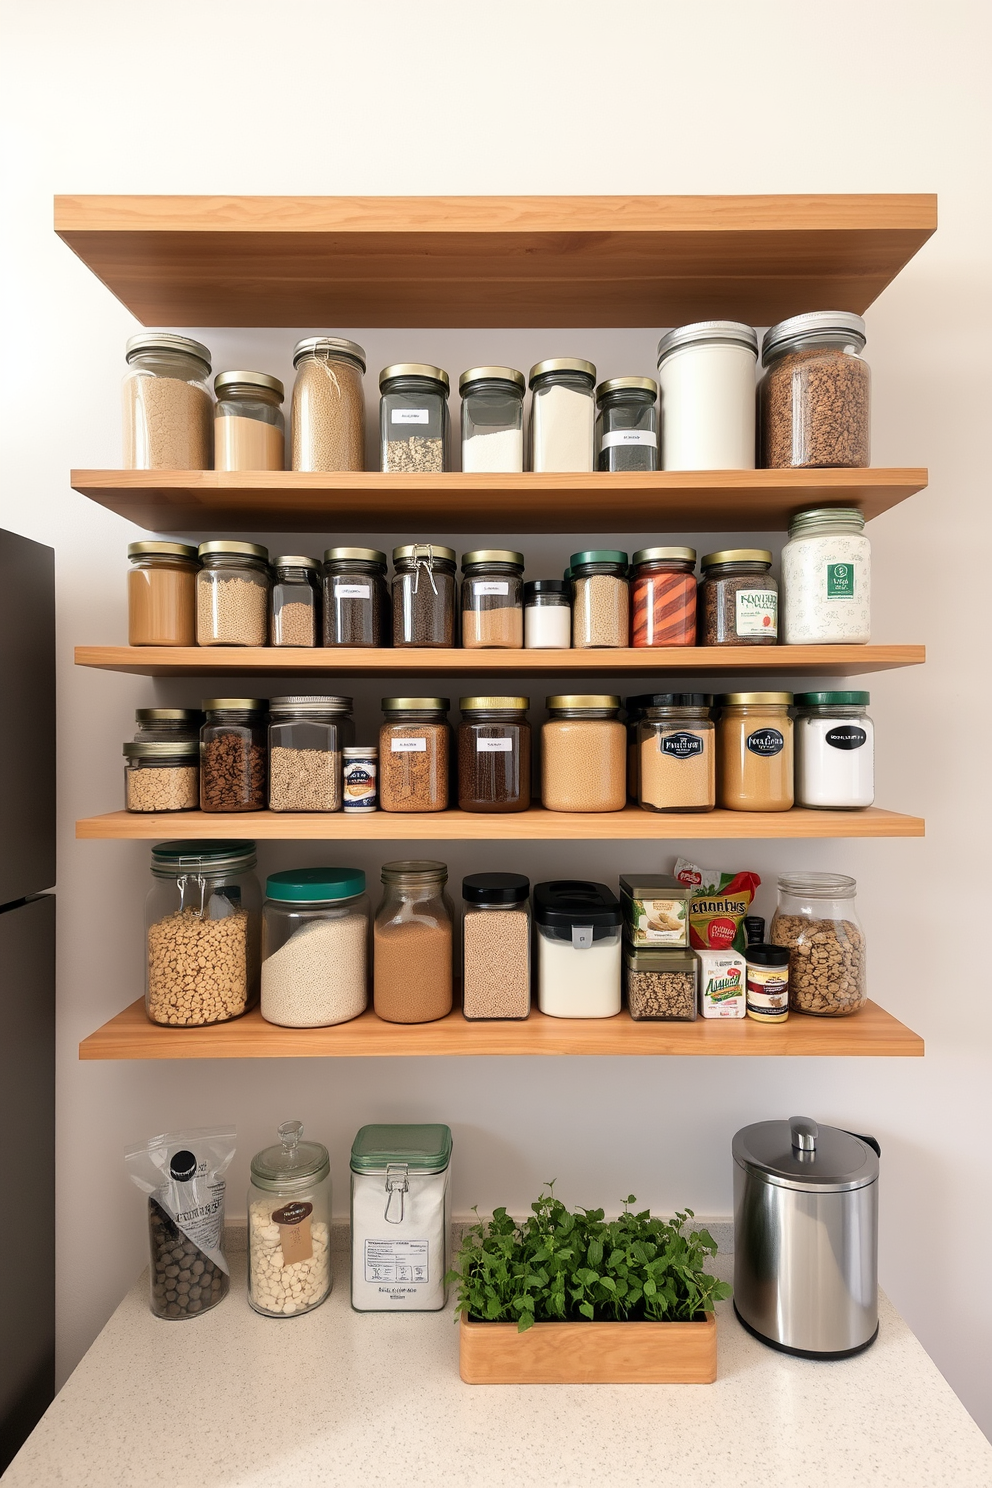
[717,693,794,811]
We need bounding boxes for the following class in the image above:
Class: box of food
[619,875,691,948]
[696,949,746,1019]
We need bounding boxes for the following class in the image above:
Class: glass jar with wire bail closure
[270,556,321,648]
[379,698,450,813]
[529,358,596,471]
[196,541,270,647]
[459,367,525,472]
[571,550,629,648]
[637,694,715,814]
[460,550,524,649]
[373,863,454,1025]
[596,377,659,472]
[267,696,354,813]
[457,697,531,813]
[122,332,213,470]
[391,543,457,648]
[350,1123,452,1311]
[291,336,366,472]
[200,699,268,812]
[717,692,794,812]
[213,371,285,471]
[698,549,777,646]
[379,365,450,473]
[323,547,389,647]
[127,541,199,646]
[542,695,626,813]
[248,1121,332,1317]
[759,312,870,469]
[630,547,696,648]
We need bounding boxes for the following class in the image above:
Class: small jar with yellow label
[718,693,794,811]
[248,1121,332,1318]
[745,945,790,1024]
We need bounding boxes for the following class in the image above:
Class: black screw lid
[746,944,790,968]
[533,880,621,929]
[462,872,530,905]
[643,693,713,708]
[524,579,569,599]
[744,915,765,946]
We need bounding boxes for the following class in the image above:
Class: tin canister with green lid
[248,1120,332,1318]
[261,868,369,1028]
[350,1123,452,1312]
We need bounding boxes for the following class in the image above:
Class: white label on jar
[474,581,510,596]
[600,429,658,449]
[477,737,513,752]
[364,1238,430,1284]
[390,738,427,753]
[335,583,371,599]
[735,589,778,637]
[391,409,429,424]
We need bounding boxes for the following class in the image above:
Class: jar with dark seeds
[148,1198,229,1319]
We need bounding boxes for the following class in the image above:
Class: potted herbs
[448,1188,731,1384]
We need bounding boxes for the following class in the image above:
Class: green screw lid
[265,867,366,902]
[794,692,870,707]
[570,549,628,568]
[350,1123,452,1173]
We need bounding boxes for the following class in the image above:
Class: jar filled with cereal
[770,872,866,1017]
[248,1121,332,1318]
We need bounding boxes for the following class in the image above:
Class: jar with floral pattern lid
[781,508,870,644]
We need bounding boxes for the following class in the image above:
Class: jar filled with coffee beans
[770,872,866,1017]
[759,312,870,469]
[200,699,268,812]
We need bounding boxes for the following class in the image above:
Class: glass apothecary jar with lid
[248,1121,332,1317]
[457,697,531,813]
[534,880,622,1019]
[717,692,794,812]
[637,694,715,814]
[794,691,874,809]
[267,696,353,813]
[524,579,571,649]
[196,541,270,647]
[127,541,199,646]
[529,359,596,471]
[350,1123,452,1311]
[124,741,199,813]
[323,547,389,647]
[541,695,626,813]
[462,873,531,1020]
[391,543,457,647]
[261,868,369,1027]
[656,321,757,470]
[144,839,261,1026]
[379,365,449,473]
[698,549,777,646]
[630,547,696,648]
[459,367,525,472]
[270,556,320,647]
[782,508,870,644]
[213,371,285,472]
[134,707,203,742]
[596,377,659,472]
[770,872,866,1017]
[291,336,367,472]
[759,312,870,469]
[460,549,524,649]
[571,550,629,648]
[200,698,268,812]
[373,862,454,1024]
[123,332,213,470]
[379,698,450,812]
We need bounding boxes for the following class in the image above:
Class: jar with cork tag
[291,337,367,472]
[248,1121,332,1317]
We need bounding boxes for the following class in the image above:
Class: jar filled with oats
[770,873,866,1017]
[124,741,199,813]
[122,333,213,470]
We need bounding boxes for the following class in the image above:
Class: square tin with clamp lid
[349,1124,452,1313]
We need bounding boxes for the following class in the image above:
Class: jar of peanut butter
[717,693,794,812]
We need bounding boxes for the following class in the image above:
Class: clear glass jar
[270,556,321,647]
[637,696,715,814]
[459,367,525,472]
[350,1123,452,1312]
[379,698,450,812]
[656,321,757,470]
[127,541,199,646]
[571,550,629,648]
[122,332,213,470]
[124,742,199,813]
[196,541,270,647]
[261,868,369,1027]
[782,508,871,644]
[528,359,596,471]
[457,697,531,813]
[323,547,389,647]
[717,693,794,812]
[144,839,261,1026]
[534,880,622,1018]
[460,549,524,649]
[213,371,285,471]
[541,695,626,813]
[759,312,870,469]
[373,861,454,1023]
[134,708,202,743]
[379,365,449,473]
[200,699,268,812]
[596,377,659,472]
[391,544,457,647]
[794,691,874,810]
[770,872,866,1017]
[248,1121,332,1317]
[624,946,698,1020]
[524,579,571,649]
[267,696,353,813]
[462,873,531,1020]
[291,336,367,472]
[630,547,697,648]
[343,746,378,813]
[698,549,777,646]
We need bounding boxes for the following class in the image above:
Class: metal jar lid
[197,540,270,561]
[461,549,524,569]
[150,839,256,875]
[529,358,596,386]
[631,546,696,565]
[788,507,866,537]
[123,741,199,759]
[324,547,387,565]
[126,332,211,371]
[251,1121,330,1190]
[350,1122,452,1175]
[700,548,772,568]
[201,697,268,711]
[272,555,319,571]
[214,370,284,400]
[136,708,202,723]
[392,543,457,564]
[644,693,713,709]
[762,311,867,364]
[380,860,448,886]
[546,694,620,710]
[293,336,367,371]
[127,540,198,561]
[381,697,449,712]
[458,366,526,393]
[343,745,378,758]
[595,376,658,399]
[269,695,353,713]
[379,363,450,391]
[718,692,793,706]
[657,321,757,366]
[733,1117,879,1194]
[459,696,529,711]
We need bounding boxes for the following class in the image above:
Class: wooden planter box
[459,1310,717,1384]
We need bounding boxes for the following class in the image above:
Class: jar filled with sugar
[459,366,525,472]
[528,358,596,471]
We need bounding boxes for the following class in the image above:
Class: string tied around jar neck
[410,544,440,597]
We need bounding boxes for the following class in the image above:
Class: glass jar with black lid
[379,365,449,473]
[596,377,659,472]
[323,547,389,647]
[637,694,716,814]
[270,556,320,647]
[459,367,525,473]
[698,549,778,647]
[200,698,268,812]
[462,873,531,1020]
[524,579,571,649]
[391,543,457,647]
[134,708,203,743]
[461,550,524,649]
[457,697,531,814]
[529,358,596,472]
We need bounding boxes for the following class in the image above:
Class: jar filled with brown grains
[541,695,626,813]
[373,860,454,1023]
[637,694,715,814]
[134,708,203,743]
[122,333,213,470]
[717,692,794,812]
[457,697,531,813]
[145,840,261,1025]
[460,550,524,649]
[270,557,321,647]
[698,549,778,646]
[200,699,268,812]
[759,312,870,469]
[379,365,450,473]
[267,696,353,813]
[379,698,450,813]
[291,336,367,472]
[196,541,270,647]
[391,544,457,647]
[124,742,199,812]
[213,371,285,471]
[462,873,531,1020]
[624,946,698,1020]
[127,541,199,647]
[570,550,629,648]
[323,547,389,647]
[770,872,866,1016]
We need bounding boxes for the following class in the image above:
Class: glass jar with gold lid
[214,371,285,472]
[541,695,626,813]
[718,692,794,811]
[379,365,450,473]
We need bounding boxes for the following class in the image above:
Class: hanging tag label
[273,1201,314,1266]
[391,409,429,424]
[571,925,594,949]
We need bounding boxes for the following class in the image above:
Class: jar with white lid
[379,365,449,473]
[214,371,285,471]
[595,377,659,472]
[524,580,571,648]
[350,1123,452,1311]
[759,312,870,469]
[534,880,622,1018]
[248,1121,332,1317]
[528,359,596,472]
[656,321,757,470]
[782,508,871,644]
[794,692,874,809]
[122,332,213,470]
[459,367,525,472]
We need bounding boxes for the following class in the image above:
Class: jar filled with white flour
[656,321,757,470]
[794,692,874,809]
[528,358,596,471]
[248,1121,332,1318]
[782,507,871,644]
[261,867,369,1027]
[459,366,525,472]
[534,880,622,1018]
[350,1124,452,1311]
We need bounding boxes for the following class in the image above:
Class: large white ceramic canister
[781,507,871,643]
[656,322,757,470]
[350,1123,451,1311]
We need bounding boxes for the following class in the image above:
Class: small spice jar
[529,359,596,471]
[379,698,450,813]
[196,541,271,647]
[596,377,659,471]
[248,1121,332,1317]
[127,541,199,646]
[350,1123,452,1311]
[124,741,199,813]
[200,698,268,812]
[459,367,525,472]
[373,861,454,1024]
[770,872,866,1017]
[541,695,626,813]
[571,550,629,648]
[379,365,449,473]
[782,508,871,644]
[745,943,791,1024]
[291,336,366,472]
[270,556,321,647]
[457,696,531,813]
[637,694,715,814]
[630,547,696,648]
[624,946,698,1021]
[122,332,213,470]
[460,549,524,649]
[462,873,531,1020]
[261,869,369,1027]
[656,321,757,470]
[342,746,378,813]
[534,880,622,1018]
[794,691,874,810]
[698,549,778,646]
[323,547,389,648]
[717,692,794,812]
[267,696,353,813]
[759,312,870,469]
[134,708,202,742]
[524,580,571,649]
[213,371,285,471]
[391,543,457,648]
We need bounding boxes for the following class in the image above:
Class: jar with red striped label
[630,548,697,648]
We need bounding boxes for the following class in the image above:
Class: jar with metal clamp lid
[350,1123,452,1311]
[248,1121,332,1317]
[391,543,457,647]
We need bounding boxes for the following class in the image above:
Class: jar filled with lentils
[379,365,450,473]
[770,872,866,1017]
[462,873,531,1020]
[200,699,268,812]
[457,696,531,813]
[461,550,524,649]
[291,336,366,472]
[637,694,715,814]
[541,695,626,813]
[270,556,321,647]
[698,549,778,646]
[196,541,271,647]
[124,742,199,813]
[391,544,457,647]
[268,696,353,813]
[571,550,629,648]
[323,547,389,647]
[379,698,450,813]
[630,547,696,648]
[595,377,658,472]
[759,312,870,469]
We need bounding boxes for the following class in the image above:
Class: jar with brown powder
[457,697,531,813]
[291,337,367,472]
[698,549,778,646]
[122,333,213,470]
[214,371,285,471]
[391,544,457,647]
[379,698,450,813]
[541,695,626,813]
[717,693,794,811]
[127,541,199,647]
[373,860,454,1023]
[460,550,524,649]
[637,695,715,814]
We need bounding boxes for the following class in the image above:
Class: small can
[343,746,378,813]
[697,949,746,1018]
[745,945,790,1023]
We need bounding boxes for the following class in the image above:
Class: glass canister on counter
[127,542,199,646]
[529,359,596,472]
[261,868,369,1027]
[144,839,261,1026]
[535,880,622,1018]
[461,873,531,1020]
[248,1121,332,1317]
[373,861,454,1023]
[542,695,626,813]
[323,548,390,647]
[200,699,268,812]
[717,693,794,812]
[630,547,696,648]
[291,336,366,472]
[794,692,874,810]
[637,694,715,814]
[459,367,525,472]
[782,508,871,644]
[771,873,866,1017]
[124,742,199,813]
[457,696,531,813]
[460,550,524,649]
[350,1123,452,1312]
[698,549,778,646]
[122,333,213,470]
[379,698,450,812]
[134,708,202,742]
[391,543,457,647]
[524,580,571,648]
[267,696,353,813]
[270,556,321,647]
[656,321,757,470]
[196,541,270,647]
[759,312,870,469]
[213,371,285,471]
[571,550,629,648]
[379,365,449,473]
[595,377,659,471]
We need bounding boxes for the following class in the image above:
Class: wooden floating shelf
[79,998,924,1061]
[54,194,937,327]
[71,468,928,535]
[76,806,924,842]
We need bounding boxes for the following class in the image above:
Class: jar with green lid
[268,696,353,812]
[261,868,369,1027]
[196,541,270,647]
[596,377,659,472]
[571,550,629,648]
[200,698,268,812]
[123,332,212,470]
[782,508,870,644]
[699,549,778,646]
[127,541,199,646]
[459,367,525,472]
[249,1121,332,1317]
[350,1123,452,1311]
[461,549,524,649]
[124,741,199,813]
[542,695,626,812]
[134,708,203,742]
[759,312,870,469]
[291,336,366,472]
[214,370,285,472]
[529,358,596,471]
[379,364,449,473]
[391,543,457,647]
[323,547,389,647]
[457,697,531,813]
[794,692,874,809]
[270,556,321,647]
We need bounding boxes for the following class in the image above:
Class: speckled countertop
[4,1231,991,1488]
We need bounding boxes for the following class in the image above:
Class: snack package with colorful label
[673,858,761,952]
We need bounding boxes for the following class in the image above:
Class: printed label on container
[273,1201,313,1266]
[390,737,427,753]
[473,581,510,596]
[631,898,687,946]
[391,408,430,424]
[660,731,705,759]
[746,963,789,1020]
[364,1238,429,1284]
[826,562,855,599]
[746,728,785,757]
[343,761,377,808]
[735,589,778,637]
[826,725,867,751]
[600,429,658,449]
[335,583,371,599]
[697,950,746,1018]
[477,737,513,752]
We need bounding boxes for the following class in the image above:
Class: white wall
[3,0,991,1438]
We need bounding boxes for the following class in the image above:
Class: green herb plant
[446,1186,732,1333]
